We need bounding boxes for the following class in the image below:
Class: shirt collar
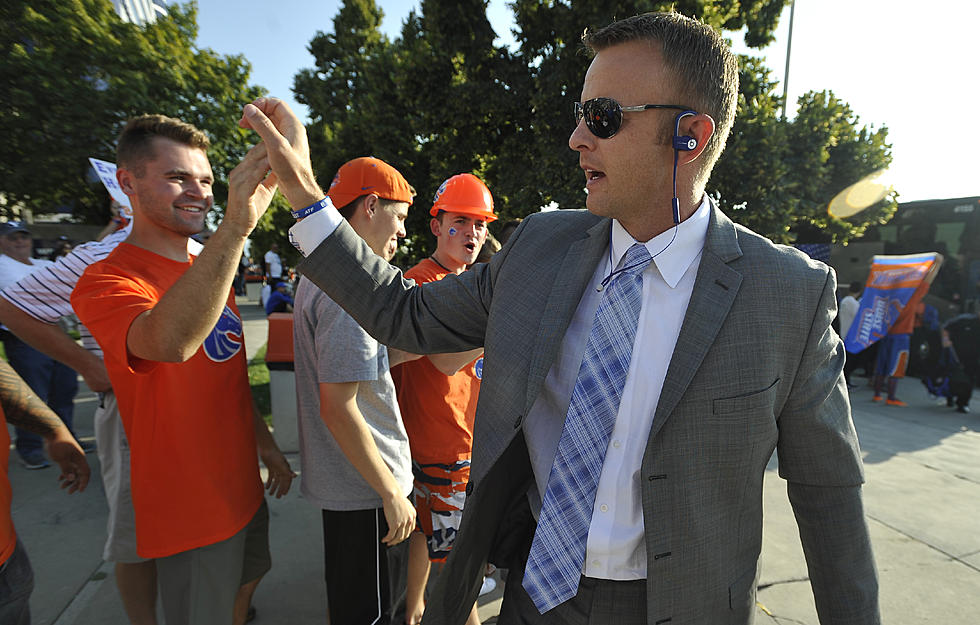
[609,194,710,288]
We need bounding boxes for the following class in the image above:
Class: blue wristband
[291,198,329,220]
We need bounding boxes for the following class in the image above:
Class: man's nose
[568,117,595,153]
[184,180,208,199]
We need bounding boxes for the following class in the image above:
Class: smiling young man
[394,174,495,625]
[246,11,879,624]
[72,115,294,625]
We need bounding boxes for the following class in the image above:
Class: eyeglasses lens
[574,98,622,139]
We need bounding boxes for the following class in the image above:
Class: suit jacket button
[465,482,474,496]
[513,415,523,428]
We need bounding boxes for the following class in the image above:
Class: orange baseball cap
[326,157,415,209]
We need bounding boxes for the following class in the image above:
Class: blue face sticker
[473,357,484,380]
[448,227,458,236]
[203,305,244,362]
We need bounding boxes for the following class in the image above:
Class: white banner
[88,158,132,215]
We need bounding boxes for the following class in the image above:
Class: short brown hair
[583,12,739,185]
[116,114,210,176]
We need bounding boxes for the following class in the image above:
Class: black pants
[322,508,408,625]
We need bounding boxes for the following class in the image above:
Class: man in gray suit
[242,11,878,625]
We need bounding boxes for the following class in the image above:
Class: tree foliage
[0,0,264,223]
[286,0,894,264]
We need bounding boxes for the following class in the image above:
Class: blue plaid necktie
[523,242,653,613]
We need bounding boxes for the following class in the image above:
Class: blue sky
[194,1,979,203]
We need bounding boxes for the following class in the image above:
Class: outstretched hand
[239,98,323,211]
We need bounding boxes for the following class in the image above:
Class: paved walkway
[7,297,980,623]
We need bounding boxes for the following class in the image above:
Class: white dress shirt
[289,197,710,579]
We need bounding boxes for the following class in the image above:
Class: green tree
[293,0,893,263]
[294,0,527,263]
[0,0,264,223]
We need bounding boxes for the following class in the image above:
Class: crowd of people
[6,9,978,625]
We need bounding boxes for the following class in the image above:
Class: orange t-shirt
[394,259,482,464]
[0,405,16,566]
[72,243,262,558]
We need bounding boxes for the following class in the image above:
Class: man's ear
[116,167,138,198]
[362,193,379,218]
[679,113,715,165]
[430,217,442,237]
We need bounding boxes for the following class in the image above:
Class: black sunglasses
[573,97,689,139]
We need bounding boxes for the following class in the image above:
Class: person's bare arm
[0,296,111,392]
[252,401,295,498]
[387,348,422,368]
[0,360,90,493]
[426,349,483,376]
[126,144,277,362]
[319,381,415,545]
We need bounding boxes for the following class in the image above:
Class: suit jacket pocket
[712,378,780,415]
[728,563,758,621]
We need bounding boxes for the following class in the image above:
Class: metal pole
[781,0,796,119]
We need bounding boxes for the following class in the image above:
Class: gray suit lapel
[524,218,611,415]
[648,205,743,438]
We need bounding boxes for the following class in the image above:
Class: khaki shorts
[94,391,147,564]
[157,500,271,625]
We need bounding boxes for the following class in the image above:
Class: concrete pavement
[7,298,980,623]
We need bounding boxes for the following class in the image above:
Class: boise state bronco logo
[433,178,449,204]
[473,357,484,380]
[203,305,244,362]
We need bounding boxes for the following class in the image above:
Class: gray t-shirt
[293,278,413,511]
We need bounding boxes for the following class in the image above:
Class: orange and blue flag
[844,253,942,353]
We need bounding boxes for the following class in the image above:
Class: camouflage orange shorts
[411,458,471,562]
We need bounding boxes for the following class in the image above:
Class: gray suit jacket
[298,203,880,625]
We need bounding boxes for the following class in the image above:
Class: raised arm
[125,144,277,362]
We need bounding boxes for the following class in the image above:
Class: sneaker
[479,575,497,597]
[956,406,970,414]
[886,398,907,407]
[872,395,883,402]
[19,451,50,470]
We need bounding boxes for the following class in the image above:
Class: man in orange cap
[292,156,420,625]
[393,174,495,625]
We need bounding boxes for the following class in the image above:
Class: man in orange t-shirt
[0,359,89,623]
[72,114,293,625]
[394,174,496,625]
